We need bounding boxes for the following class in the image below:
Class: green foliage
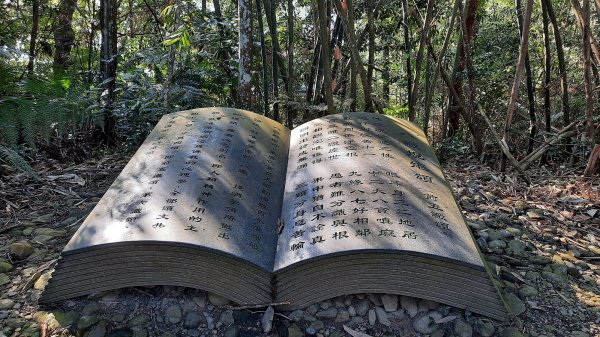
[0,145,37,178]
[384,105,409,120]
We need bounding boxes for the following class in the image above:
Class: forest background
[1,0,599,179]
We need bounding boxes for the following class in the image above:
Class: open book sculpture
[41,107,506,320]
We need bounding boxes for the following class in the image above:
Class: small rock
[504,293,526,315]
[165,304,182,324]
[348,306,356,316]
[0,298,15,310]
[507,240,527,256]
[527,209,544,219]
[288,324,303,337]
[33,234,54,243]
[355,299,370,316]
[374,307,391,326]
[232,310,251,324]
[0,260,14,273]
[223,327,240,337]
[519,285,538,297]
[207,292,230,306]
[183,311,201,329]
[542,271,567,288]
[0,273,10,286]
[87,321,107,337]
[475,319,495,337]
[368,294,382,306]
[288,310,304,322]
[82,303,102,316]
[454,319,473,337]
[418,299,439,311]
[400,296,418,318]
[335,309,349,322]
[489,239,507,250]
[501,327,525,337]
[220,310,234,326]
[368,309,376,325]
[261,306,274,333]
[381,294,398,312]
[33,213,54,223]
[128,313,151,327]
[79,315,101,331]
[53,310,79,326]
[413,311,443,334]
[315,307,337,318]
[8,242,34,260]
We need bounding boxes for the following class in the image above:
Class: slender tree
[99,0,119,145]
[541,0,552,164]
[515,0,537,154]
[286,0,294,128]
[316,0,334,115]
[53,0,77,71]
[502,0,534,148]
[543,0,571,154]
[582,0,595,148]
[409,0,434,122]
[256,0,268,115]
[402,0,412,115]
[238,0,253,109]
[27,0,40,73]
[333,0,375,112]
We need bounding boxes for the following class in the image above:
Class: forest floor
[0,152,599,337]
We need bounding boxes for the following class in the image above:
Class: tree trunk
[425,0,460,139]
[350,54,357,111]
[333,0,374,112]
[53,0,77,72]
[541,0,552,164]
[99,0,119,145]
[264,0,280,120]
[583,0,595,148]
[256,0,268,115]
[572,0,600,65]
[459,0,484,154]
[366,0,375,90]
[213,0,238,105]
[238,0,253,109]
[543,0,571,154]
[501,0,533,171]
[515,0,537,154]
[27,0,40,73]
[401,0,412,116]
[316,0,334,115]
[423,49,432,136]
[286,0,294,128]
[382,44,390,104]
[409,0,434,122]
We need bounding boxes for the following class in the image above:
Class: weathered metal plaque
[64,108,290,271]
[274,112,483,271]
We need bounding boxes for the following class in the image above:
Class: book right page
[273,112,483,272]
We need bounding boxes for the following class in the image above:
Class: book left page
[63,107,290,272]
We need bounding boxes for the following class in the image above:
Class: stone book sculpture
[41,107,506,320]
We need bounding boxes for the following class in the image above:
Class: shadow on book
[40,107,507,320]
